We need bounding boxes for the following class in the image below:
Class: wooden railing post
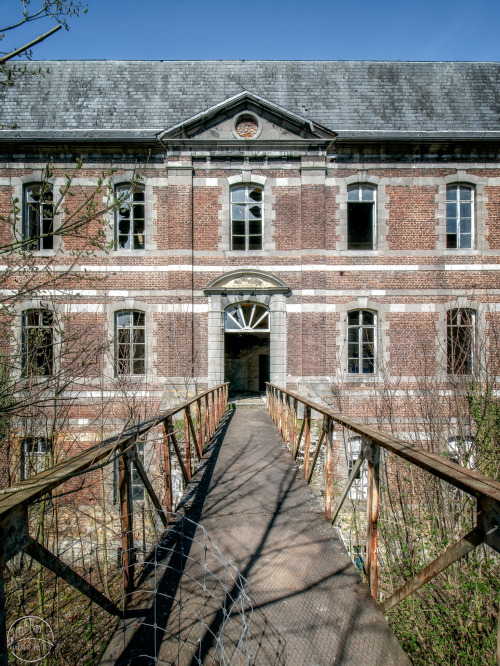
[303,405,311,480]
[118,444,135,602]
[292,398,298,454]
[209,390,215,438]
[184,408,192,481]
[204,394,210,445]
[196,398,203,455]
[365,438,380,600]
[325,417,334,520]
[163,420,173,517]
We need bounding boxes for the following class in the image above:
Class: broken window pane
[115,184,146,250]
[231,184,263,251]
[23,183,54,250]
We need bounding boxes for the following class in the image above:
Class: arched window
[446,184,474,249]
[115,310,145,375]
[115,183,145,250]
[230,184,263,251]
[347,184,376,250]
[22,309,54,376]
[447,308,475,375]
[347,436,367,499]
[23,183,53,250]
[225,303,269,332]
[347,310,376,374]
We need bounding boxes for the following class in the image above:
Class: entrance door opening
[224,303,270,396]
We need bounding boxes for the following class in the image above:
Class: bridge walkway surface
[101,407,409,665]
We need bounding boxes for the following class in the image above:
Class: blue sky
[1,0,499,62]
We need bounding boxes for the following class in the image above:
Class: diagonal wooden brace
[380,525,485,613]
[331,452,365,525]
[24,536,121,616]
[132,454,168,527]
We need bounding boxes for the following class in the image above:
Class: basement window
[23,183,54,250]
[347,184,376,250]
[231,184,263,251]
[347,310,376,374]
[447,308,475,375]
[115,184,145,250]
[446,184,474,249]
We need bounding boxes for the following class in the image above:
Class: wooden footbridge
[0,383,498,664]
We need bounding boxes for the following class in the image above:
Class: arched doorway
[224,303,270,394]
[203,269,290,390]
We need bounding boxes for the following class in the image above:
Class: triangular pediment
[204,270,290,294]
[158,91,336,141]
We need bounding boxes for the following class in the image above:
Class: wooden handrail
[266,382,500,503]
[0,383,230,518]
[266,380,500,648]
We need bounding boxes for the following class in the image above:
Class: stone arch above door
[204,270,290,389]
[203,269,290,295]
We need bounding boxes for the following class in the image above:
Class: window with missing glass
[115,184,145,250]
[230,184,263,250]
[347,184,376,250]
[22,309,54,376]
[115,310,146,375]
[347,310,376,374]
[447,308,475,375]
[446,185,474,249]
[23,183,54,250]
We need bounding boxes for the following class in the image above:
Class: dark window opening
[347,185,375,250]
[22,309,54,376]
[447,308,474,375]
[115,184,145,250]
[23,183,54,250]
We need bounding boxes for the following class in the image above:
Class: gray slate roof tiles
[1,60,500,138]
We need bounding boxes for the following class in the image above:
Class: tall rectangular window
[115,310,145,375]
[115,184,145,250]
[231,184,263,251]
[347,185,375,250]
[447,309,475,375]
[23,183,54,250]
[347,310,376,374]
[446,185,473,249]
[21,437,51,481]
[22,309,54,376]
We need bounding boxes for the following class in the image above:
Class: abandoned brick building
[1,60,500,492]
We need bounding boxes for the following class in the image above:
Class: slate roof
[1,60,500,140]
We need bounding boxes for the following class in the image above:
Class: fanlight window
[225,303,269,332]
